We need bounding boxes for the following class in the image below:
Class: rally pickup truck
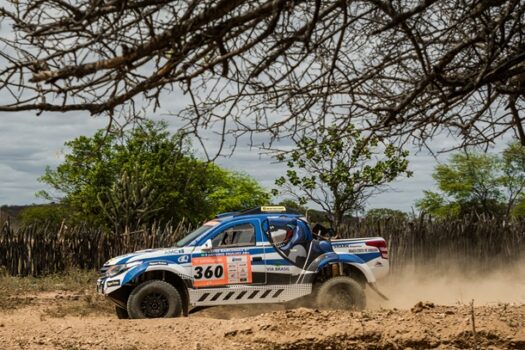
[97,206,389,319]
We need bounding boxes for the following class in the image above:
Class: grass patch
[0,268,99,296]
[0,268,101,311]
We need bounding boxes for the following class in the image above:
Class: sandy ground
[0,299,524,350]
[1,266,525,350]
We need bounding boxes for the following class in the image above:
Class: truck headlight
[105,261,142,278]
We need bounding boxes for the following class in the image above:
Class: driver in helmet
[280,223,307,264]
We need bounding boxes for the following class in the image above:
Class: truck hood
[104,247,192,266]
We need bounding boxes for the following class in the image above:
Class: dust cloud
[369,259,525,309]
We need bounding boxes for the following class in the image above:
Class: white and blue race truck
[97,206,389,319]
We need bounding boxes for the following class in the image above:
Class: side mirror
[202,239,213,250]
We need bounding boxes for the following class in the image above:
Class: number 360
[194,265,223,279]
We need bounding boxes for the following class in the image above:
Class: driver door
[264,218,310,284]
[191,219,266,288]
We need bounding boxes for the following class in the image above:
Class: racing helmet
[283,224,295,245]
[270,223,296,248]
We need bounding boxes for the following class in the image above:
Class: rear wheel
[316,276,366,310]
[115,306,129,319]
[127,280,182,319]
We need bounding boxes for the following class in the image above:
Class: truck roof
[215,206,303,222]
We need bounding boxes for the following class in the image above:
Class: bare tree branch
[0,0,523,152]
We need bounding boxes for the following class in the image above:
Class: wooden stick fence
[339,215,525,274]
[0,219,189,276]
[1,215,524,276]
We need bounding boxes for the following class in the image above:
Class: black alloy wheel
[127,280,183,319]
[140,292,170,318]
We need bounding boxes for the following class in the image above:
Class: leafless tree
[0,0,524,154]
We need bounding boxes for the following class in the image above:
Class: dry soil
[0,265,524,350]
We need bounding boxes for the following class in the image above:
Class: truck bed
[330,236,389,280]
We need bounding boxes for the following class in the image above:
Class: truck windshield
[175,220,219,247]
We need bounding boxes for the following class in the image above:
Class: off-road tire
[115,306,129,319]
[316,276,366,310]
[127,280,182,319]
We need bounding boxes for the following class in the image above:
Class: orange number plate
[192,255,252,287]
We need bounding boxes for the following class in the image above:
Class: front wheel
[315,276,366,310]
[127,280,182,319]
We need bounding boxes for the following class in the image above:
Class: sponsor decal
[107,280,120,287]
[192,255,252,287]
[266,266,290,272]
[261,206,286,212]
[347,248,378,253]
[332,242,361,248]
[201,248,250,257]
[165,248,184,254]
[177,255,190,263]
[149,261,168,266]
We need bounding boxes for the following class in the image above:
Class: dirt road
[0,293,524,350]
[1,266,524,350]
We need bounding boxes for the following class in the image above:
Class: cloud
[0,106,448,212]
[0,111,107,205]
[6,98,518,215]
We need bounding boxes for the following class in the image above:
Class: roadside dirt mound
[223,305,525,349]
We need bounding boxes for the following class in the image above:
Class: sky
[0,106,450,212]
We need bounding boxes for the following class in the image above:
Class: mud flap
[368,282,389,301]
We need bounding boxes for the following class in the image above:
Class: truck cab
[97,206,389,318]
